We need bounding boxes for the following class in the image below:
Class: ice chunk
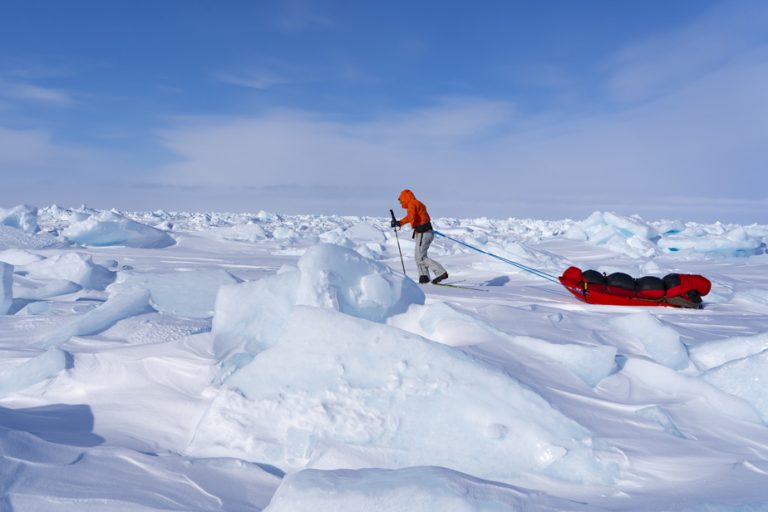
[703,349,768,423]
[609,312,689,370]
[22,253,115,290]
[212,244,424,358]
[37,285,152,347]
[265,466,581,512]
[603,212,659,240]
[658,230,763,256]
[0,204,38,233]
[0,349,69,396]
[296,244,423,323]
[272,226,296,241]
[17,301,50,315]
[1,262,12,315]
[655,219,686,235]
[563,224,588,241]
[15,279,81,301]
[63,211,175,248]
[214,223,267,242]
[121,269,239,318]
[191,307,617,485]
[212,270,301,358]
[564,212,659,257]
[0,225,65,251]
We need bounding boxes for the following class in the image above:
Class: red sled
[559,266,711,309]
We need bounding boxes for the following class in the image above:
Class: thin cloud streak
[216,70,288,90]
[0,80,74,107]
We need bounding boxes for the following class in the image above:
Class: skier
[391,189,449,284]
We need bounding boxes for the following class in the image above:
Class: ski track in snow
[0,205,768,510]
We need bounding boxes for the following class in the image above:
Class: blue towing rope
[433,230,561,285]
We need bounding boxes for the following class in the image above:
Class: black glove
[391,219,401,228]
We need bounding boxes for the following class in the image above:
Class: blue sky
[1,0,766,222]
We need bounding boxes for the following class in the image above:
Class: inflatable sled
[559,267,711,309]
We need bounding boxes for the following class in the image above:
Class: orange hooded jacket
[398,189,431,232]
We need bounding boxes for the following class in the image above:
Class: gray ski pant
[414,231,446,278]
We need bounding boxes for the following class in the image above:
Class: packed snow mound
[0,262,11,315]
[604,358,763,425]
[389,301,505,346]
[689,333,768,371]
[264,466,585,512]
[21,252,116,290]
[121,269,239,318]
[508,335,617,387]
[0,204,38,233]
[609,312,689,370]
[62,211,175,248]
[0,409,280,511]
[0,248,44,266]
[212,243,424,358]
[392,304,616,386]
[192,307,618,485]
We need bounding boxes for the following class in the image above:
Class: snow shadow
[0,404,105,447]
[481,276,510,287]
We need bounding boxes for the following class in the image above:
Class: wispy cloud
[0,80,74,107]
[0,127,103,172]
[0,126,147,210]
[271,0,334,33]
[216,70,288,90]
[157,98,515,193]
[605,0,768,103]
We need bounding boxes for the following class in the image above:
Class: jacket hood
[398,189,416,207]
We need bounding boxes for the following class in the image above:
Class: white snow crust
[0,203,767,510]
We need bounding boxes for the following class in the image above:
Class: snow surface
[1,204,768,510]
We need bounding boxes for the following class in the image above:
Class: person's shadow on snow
[481,276,510,287]
[0,403,105,447]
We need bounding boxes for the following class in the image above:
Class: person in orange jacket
[391,189,448,284]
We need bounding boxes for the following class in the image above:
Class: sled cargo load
[559,266,711,309]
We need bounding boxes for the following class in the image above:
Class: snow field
[0,204,767,509]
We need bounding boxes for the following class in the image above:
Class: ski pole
[390,209,407,277]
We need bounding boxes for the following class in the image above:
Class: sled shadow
[0,403,105,447]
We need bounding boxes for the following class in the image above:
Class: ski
[432,282,488,292]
